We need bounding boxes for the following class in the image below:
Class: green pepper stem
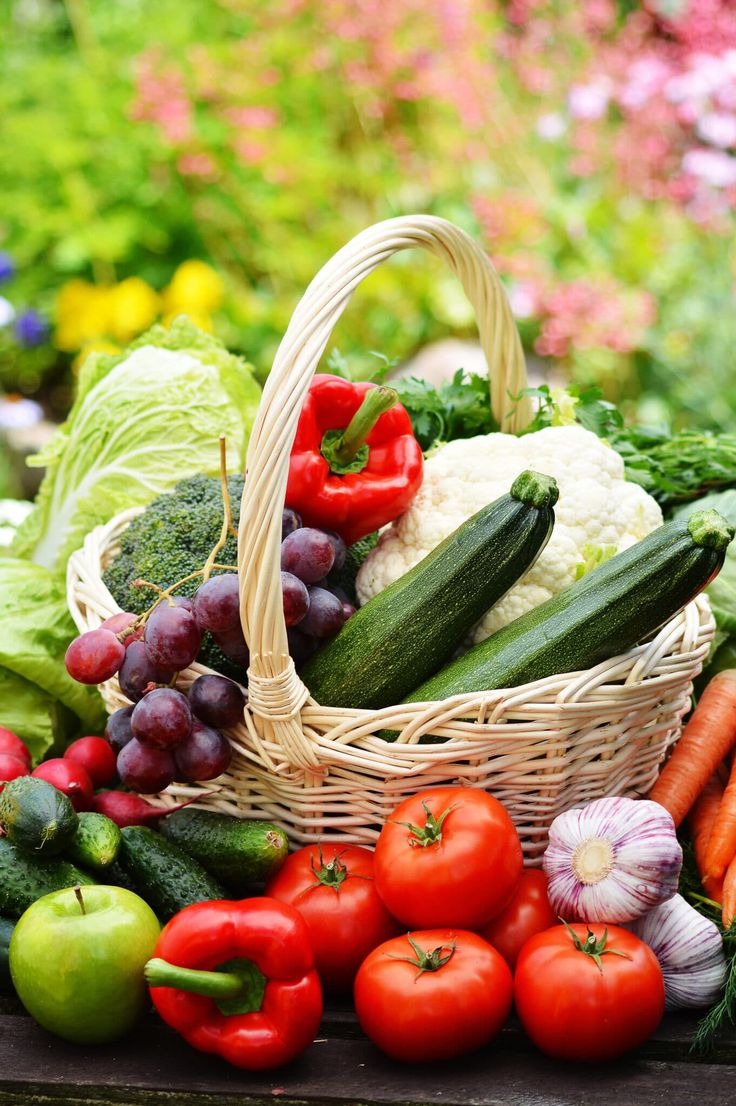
[331,387,398,467]
[144,958,246,1000]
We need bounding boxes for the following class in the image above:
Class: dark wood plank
[1,1014,736,1106]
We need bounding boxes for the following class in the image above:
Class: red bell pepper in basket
[285,374,423,545]
[144,898,322,1070]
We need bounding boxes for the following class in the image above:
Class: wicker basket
[67,215,715,862]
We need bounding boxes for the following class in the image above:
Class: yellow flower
[55,280,114,352]
[163,260,224,314]
[72,338,121,372]
[108,278,160,343]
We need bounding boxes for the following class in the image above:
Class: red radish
[64,736,117,788]
[102,612,143,647]
[92,789,203,827]
[32,759,94,811]
[0,754,28,792]
[0,727,31,769]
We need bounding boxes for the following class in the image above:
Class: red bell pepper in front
[144,898,322,1070]
[286,374,423,545]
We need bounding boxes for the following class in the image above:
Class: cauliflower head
[356,425,663,643]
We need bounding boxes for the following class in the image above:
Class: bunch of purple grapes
[104,674,244,793]
[280,508,356,668]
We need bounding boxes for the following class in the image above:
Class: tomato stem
[561,919,630,974]
[388,935,456,980]
[395,801,454,848]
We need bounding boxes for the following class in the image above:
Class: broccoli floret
[103,474,245,679]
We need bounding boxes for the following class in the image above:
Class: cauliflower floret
[356,425,663,644]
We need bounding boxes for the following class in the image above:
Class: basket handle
[237,215,530,769]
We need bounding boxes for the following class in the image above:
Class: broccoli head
[103,474,245,678]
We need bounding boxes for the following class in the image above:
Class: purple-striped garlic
[626,894,726,1009]
[543,796,682,923]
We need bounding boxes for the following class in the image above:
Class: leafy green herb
[391,370,497,451]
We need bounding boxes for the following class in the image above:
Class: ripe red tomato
[374,787,522,929]
[514,923,665,1062]
[354,929,513,1063]
[481,869,558,969]
[266,843,400,993]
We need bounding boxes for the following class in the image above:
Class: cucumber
[0,837,96,919]
[159,809,288,891]
[0,777,78,856]
[119,826,225,921]
[404,509,734,711]
[0,917,14,995]
[301,470,559,709]
[104,859,141,896]
[67,813,121,872]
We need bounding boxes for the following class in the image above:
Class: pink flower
[697,111,736,147]
[567,80,610,120]
[682,146,736,186]
[536,112,567,140]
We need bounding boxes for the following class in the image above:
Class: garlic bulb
[627,894,726,1009]
[543,796,682,923]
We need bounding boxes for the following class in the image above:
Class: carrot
[705,755,736,881]
[722,854,736,928]
[649,669,736,827]
[690,774,725,902]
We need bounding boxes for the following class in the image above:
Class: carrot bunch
[649,669,736,928]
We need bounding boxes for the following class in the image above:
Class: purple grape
[117,738,176,793]
[104,706,135,755]
[287,628,319,668]
[299,587,345,638]
[170,595,194,612]
[213,625,250,668]
[324,577,350,604]
[131,687,192,749]
[341,601,357,621]
[281,570,310,627]
[325,531,347,571]
[175,721,232,782]
[282,507,302,542]
[65,628,125,684]
[144,602,201,671]
[189,674,246,729]
[193,573,241,635]
[280,528,335,584]
[118,640,173,703]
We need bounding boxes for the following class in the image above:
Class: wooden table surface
[1,997,736,1106]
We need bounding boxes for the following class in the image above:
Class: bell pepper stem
[144,958,246,1001]
[331,386,398,467]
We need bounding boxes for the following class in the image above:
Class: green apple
[9,884,160,1044]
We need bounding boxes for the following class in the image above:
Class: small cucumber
[302,471,558,709]
[405,509,735,708]
[104,859,140,896]
[160,809,288,891]
[0,777,78,856]
[0,917,14,995]
[67,813,121,872]
[119,826,225,921]
[0,838,95,919]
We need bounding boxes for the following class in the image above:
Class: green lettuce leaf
[13,317,261,572]
[0,557,106,762]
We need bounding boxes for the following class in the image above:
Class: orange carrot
[690,774,725,901]
[649,669,736,827]
[722,854,736,928]
[705,755,736,881]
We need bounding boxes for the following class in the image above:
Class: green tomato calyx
[397,801,454,848]
[389,935,456,981]
[562,919,630,974]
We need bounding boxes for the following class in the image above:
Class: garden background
[1,0,735,502]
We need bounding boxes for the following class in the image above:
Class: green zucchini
[0,837,96,919]
[0,777,78,856]
[301,470,559,709]
[403,509,734,714]
[0,917,15,995]
[67,813,122,872]
[119,826,225,921]
[159,809,288,891]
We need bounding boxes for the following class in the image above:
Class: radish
[0,753,28,792]
[0,727,31,769]
[32,759,94,811]
[64,736,117,788]
[92,790,203,827]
